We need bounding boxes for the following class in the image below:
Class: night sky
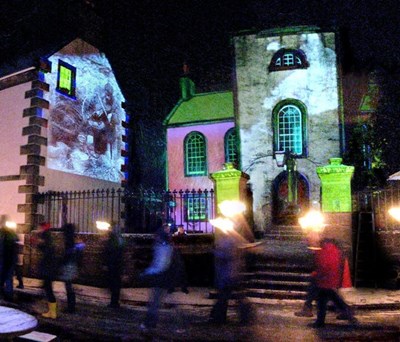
[1,0,400,188]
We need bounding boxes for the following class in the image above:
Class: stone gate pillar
[316,157,355,253]
[210,163,253,239]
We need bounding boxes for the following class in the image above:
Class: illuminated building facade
[0,38,128,232]
[233,26,343,233]
[164,74,236,230]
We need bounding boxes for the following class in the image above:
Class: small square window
[57,60,76,98]
[185,194,209,221]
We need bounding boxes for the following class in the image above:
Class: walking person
[0,220,18,302]
[105,223,125,308]
[209,215,253,325]
[308,232,357,328]
[60,223,81,314]
[37,222,58,319]
[295,272,318,317]
[15,234,24,289]
[168,227,189,295]
[139,225,183,333]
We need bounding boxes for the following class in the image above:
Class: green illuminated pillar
[316,158,355,212]
[210,162,250,214]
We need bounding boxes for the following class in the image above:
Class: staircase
[209,226,314,300]
[264,224,305,241]
[241,226,313,300]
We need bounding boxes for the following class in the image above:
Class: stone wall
[24,232,215,288]
[233,28,342,232]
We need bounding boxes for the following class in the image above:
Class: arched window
[184,132,207,176]
[273,100,307,157]
[269,49,309,72]
[224,128,238,165]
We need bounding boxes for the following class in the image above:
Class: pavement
[15,277,400,311]
[5,278,400,341]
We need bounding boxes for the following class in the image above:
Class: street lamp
[96,220,110,231]
[274,150,300,218]
[218,200,246,218]
[298,209,325,233]
[389,207,400,222]
[299,209,325,250]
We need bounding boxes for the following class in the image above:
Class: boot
[42,302,57,319]
[67,292,76,313]
[295,304,313,317]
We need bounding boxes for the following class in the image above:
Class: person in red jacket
[310,234,357,328]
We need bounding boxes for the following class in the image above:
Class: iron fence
[36,188,216,234]
[353,186,400,230]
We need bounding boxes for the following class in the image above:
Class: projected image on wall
[46,52,126,183]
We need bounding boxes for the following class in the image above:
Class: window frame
[184,193,209,221]
[268,49,309,72]
[184,131,207,177]
[56,59,76,99]
[224,128,239,166]
[272,99,308,158]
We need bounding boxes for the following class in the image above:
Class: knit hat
[39,222,51,231]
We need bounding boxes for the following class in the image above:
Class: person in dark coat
[15,235,24,289]
[37,222,58,319]
[209,217,253,325]
[105,223,125,308]
[0,221,18,301]
[60,223,79,313]
[310,233,357,328]
[167,226,189,294]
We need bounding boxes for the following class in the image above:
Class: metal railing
[353,186,400,230]
[36,188,216,234]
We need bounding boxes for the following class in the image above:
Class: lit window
[185,193,209,221]
[184,132,207,176]
[224,128,238,165]
[269,49,309,72]
[57,60,76,98]
[283,53,294,66]
[273,100,307,157]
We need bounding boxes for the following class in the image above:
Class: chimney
[180,63,195,101]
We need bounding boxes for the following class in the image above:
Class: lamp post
[389,207,400,222]
[275,150,300,219]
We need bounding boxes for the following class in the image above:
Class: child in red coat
[311,235,357,328]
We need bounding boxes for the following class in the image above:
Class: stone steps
[239,234,313,300]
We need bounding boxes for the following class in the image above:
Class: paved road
[8,291,400,341]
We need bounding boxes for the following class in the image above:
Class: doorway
[272,171,310,224]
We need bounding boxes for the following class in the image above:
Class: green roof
[164,91,234,126]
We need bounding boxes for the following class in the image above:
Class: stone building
[233,26,344,234]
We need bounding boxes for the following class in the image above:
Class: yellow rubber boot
[42,302,57,319]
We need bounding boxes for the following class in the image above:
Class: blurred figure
[294,272,318,317]
[209,218,253,325]
[140,225,181,333]
[105,223,125,308]
[60,223,82,313]
[0,219,18,301]
[309,232,357,328]
[167,242,189,294]
[173,225,187,236]
[37,222,58,319]
[15,234,24,289]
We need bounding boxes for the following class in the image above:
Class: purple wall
[166,121,234,191]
